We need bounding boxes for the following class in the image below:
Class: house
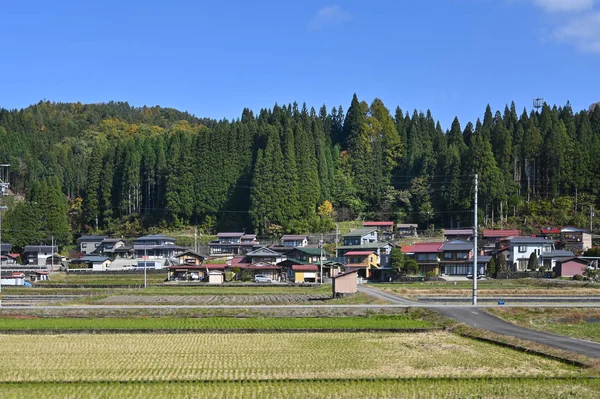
[343,251,377,278]
[396,224,418,237]
[30,271,50,282]
[443,229,474,241]
[482,230,521,249]
[0,243,12,257]
[133,235,185,259]
[342,228,378,246]
[560,227,592,252]
[541,250,575,270]
[402,242,443,275]
[292,264,319,283]
[554,258,591,278]
[69,256,111,270]
[245,247,285,265]
[239,262,281,281]
[332,269,358,297]
[112,245,135,259]
[280,235,309,247]
[174,250,207,266]
[77,235,108,255]
[168,264,205,281]
[286,247,329,264]
[0,254,18,266]
[505,237,553,272]
[439,240,476,276]
[337,242,393,269]
[23,245,57,265]
[94,238,127,256]
[363,221,394,232]
[45,254,64,268]
[322,260,344,279]
[363,221,394,240]
[208,232,259,256]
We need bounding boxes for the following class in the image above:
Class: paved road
[357,285,417,305]
[437,306,600,358]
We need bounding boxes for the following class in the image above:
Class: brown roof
[292,264,319,272]
[332,269,358,279]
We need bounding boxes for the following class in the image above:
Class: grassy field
[36,272,166,286]
[488,307,600,342]
[1,378,598,399]
[0,315,432,331]
[0,332,583,383]
[372,279,600,298]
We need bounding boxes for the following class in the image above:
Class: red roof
[483,229,521,238]
[363,221,394,227]
[541,227,561,235]
[292,264,319,272]
[204,264,226,270]
[344,251,375,256]
[401,245,415,253]
[411,242,443,253]
[229,256,250,266]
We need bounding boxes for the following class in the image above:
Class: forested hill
[1,97,599,249]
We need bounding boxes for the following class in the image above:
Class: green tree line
[1,98,599,250]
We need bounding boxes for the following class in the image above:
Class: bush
[572,274,584,281]
[425,271,437,278]
[241,270,254,282]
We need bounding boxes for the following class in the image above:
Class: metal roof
[362,221,394,226]
[410,242,443,253]
[134,234,175,241]
[443,229,474,235]
[292,264,319,272]
[482,229,521,238]
[246,247,283,257]
[78,256,110,262]
[338,242,393,250]
[508,237,552,245]
[24,245,57,252]
[281,235,308,240]
[216,232,245,238]
[77,235,108,242]
[344,251,376,256]
[342,227,378,238]
[541,250,575,258]
[441,240,473,251]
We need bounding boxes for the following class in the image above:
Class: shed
[30,271,50,282]
[331,269,358,297]
[292,264,319,283]
[554,258,590,277]
[208,271,224,284]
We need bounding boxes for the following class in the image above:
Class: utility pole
[51,236,55,271]
[320,234,324,284]
[473,174,478,306]
[144,244,147,288]
[335,223,339,260]
[591,205,594,232]
[0,163,10,308]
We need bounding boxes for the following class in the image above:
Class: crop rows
[0,315,432,331]
[0,332,580,383]
[0,378,598,398]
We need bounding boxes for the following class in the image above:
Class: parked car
[466,274,483,280]
[254,275,272,283]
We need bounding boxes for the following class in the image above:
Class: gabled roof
[134,234,175,242]
[342,227,378,238]
[441,240,473,251]
[443,229,474,236]
[292,264,319,272]
[204,263,227,270]
[344,251,376,256]
[102,238,124,243]
[397,223,418,229]
[246,247,283,257]
[77,256,110,262]
[508,237,552,245]
[77,235,108,242]
[278,258,310,265]
[411,242,443,253]
[482,229,521,238]
[241,263,281,270]
[24,245,57,252]
[281,235,308,241]
[541,250,575,258]
[556,257,590,265]
[216,232,245,238]
[290,247,330,256]
[363,221,394,227]
[176,250,207,259]
[332,269,358,279]
[338,242,393,250]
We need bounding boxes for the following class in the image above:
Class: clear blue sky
[1,0,599,129]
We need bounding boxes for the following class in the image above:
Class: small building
[322,260,344,279]
[1,273,26,286]
[343,228,378,246]
[174,250,207,266]
[69,256,111,270]
[286,247,329,264]
[280,235,309,247]
[541,250,575,270]
[396,224,418,237]
[332,269,358,297]
[208,271,224,284]
[554,258,591,278]
[30,271,50,282]
[168,264,205,281]
[77,235,108,255]
[505,237,553,271]
[560,227,592,252]
[363,221,394,232]
[443,229,474,241]
[343,251,377,279]
[23,245,58,265]
[292,264,319,283]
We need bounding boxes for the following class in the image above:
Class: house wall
[333,274,357,294]
[509,243,552,271]
[556,261,587,277]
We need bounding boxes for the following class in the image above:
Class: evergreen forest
[1,96,599,250]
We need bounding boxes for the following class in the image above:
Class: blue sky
[1,0,599,129]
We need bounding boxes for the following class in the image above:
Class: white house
[23,245,58,265]
[280,235,309,247]
[77,235,108,255]
[70,256,111,270]
[506,237,554,271]
[342,228,378,246]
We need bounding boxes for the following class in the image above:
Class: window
[456,252,468,259]
[518,245,527,253]
[428,254,437,261]
[416,254,427,261]
[444,252,453,260]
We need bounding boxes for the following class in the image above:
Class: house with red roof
[402,242,443,275]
